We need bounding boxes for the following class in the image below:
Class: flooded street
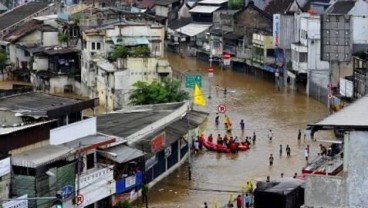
[146,52,332,208]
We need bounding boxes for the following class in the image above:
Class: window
[24,50,30,57]
[86,153,95,170]
[91,42,101,51]
[266,49,275,57]
[299,53,308,62]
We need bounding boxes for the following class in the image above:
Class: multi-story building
[291,15,330,99]
[80,18,171,111]
[306,95,368,208]
[0,89,98,207]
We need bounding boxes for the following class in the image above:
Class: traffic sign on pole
[75,194,84,206]
[208,67,214,78]
[185,75,202,88]
[327,93,333,99]
[223,53,231,66]
[217,104,227,113]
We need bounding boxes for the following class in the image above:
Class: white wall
[352,16,368,44]
[43,31,58,46]
[49,76,73,93]
[50,117,97,145]
[78,168,115,207]
[308,39,330,71]
[33,56,48,71]
[155,5,169,17]
[18,30,42,43]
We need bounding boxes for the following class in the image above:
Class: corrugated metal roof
[189,5,221,13]
[101,145,145,163]
[12,145,74,168]
[311,96,368,129]
[0,92,82,118]
[130,110,209,153]
[327,1,355,14]
[0,2,50,31]
[0,120,54,135]
[97,110,173,139]
[95,59,116,72]
[62,134,117,149]
[175,23,212,37]
[198,0,228,5]
[198,0,229,5]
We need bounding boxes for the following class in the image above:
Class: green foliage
[0,49,6,69]
[70,13,81,24]
[228,0,244,9]
[115,201,132,208]
[353,51,367,60]
[58,32,69,43]
[129,77,189,105]
[286,61,292,70]
[133,45,151,58]
[142,184,149,196]
[112,45,130,60]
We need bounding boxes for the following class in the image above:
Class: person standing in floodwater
[279,144,283,157]
[215,113,219,126]
[269,154,274,166]
[268,129,273,141]
[286,145,291,157]
[240,120,245,132]
[252,132,256,145]
[298,129,301,141]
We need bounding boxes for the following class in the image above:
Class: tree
[133,45,150,58]
[112,45,130,60]
[129,77,189,105]
[115,201,132,208]
[228,0,244,9]
[58,32,69,44]
[141,184,149,208]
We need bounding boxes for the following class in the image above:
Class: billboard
[273,14,281,47]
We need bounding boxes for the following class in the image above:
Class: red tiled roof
[4,19,57,43]
[137,0,155,9]
[264,0,293,15]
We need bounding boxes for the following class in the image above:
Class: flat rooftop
[0,92,97,118]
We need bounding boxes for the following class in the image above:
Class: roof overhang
[189,5,221,13]
[175,23,212,37]
[308,95,368,131]
[98,145,145,164]
[12,145,74,168]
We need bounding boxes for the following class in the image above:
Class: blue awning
[263,65,276,73]
[112,36,149,46]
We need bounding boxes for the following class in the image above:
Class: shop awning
[112,36,149,46]
[175,23,212,37]
[100,145,145,164]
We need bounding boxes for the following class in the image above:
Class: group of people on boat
[199,133,250,153]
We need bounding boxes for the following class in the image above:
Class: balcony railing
[115,171,143,194]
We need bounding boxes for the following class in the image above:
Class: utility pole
[208,35,213,99]
[186,103,192,180]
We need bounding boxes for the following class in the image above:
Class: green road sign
[185,74,202,88]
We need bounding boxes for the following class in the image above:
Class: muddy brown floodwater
[141,52,332,208]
